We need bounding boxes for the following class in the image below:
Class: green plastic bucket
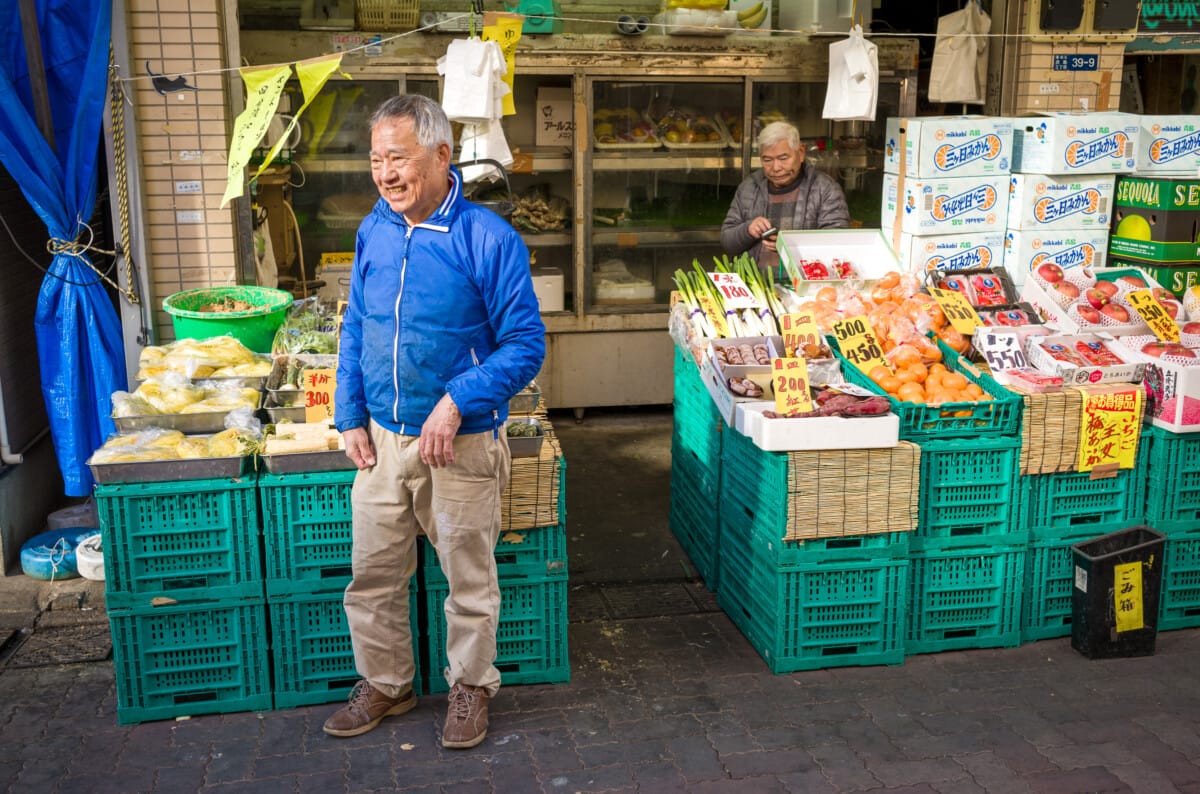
[162,286,293,353]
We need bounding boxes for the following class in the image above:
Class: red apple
[1085,288,1110,309]
[1160,300,1182,320]
[1100,303,1130,322]
[1143,342,1170,357]
[1182,321,1200,334]
[1052,281,1080,300]
[1075,304,1102,325]
[1037,262,1065,284]
[1145,341,1197,358]
[1153,287,1175,302]
[1167,344,1198,358]
[1093,280,1119,298]
[1118,275,1148,289]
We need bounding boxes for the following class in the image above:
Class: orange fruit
[868,365,893,385]
[815,286,838,304]
[891,345,921,369]
[941,372,968,391]
[906,361,929,382]
[929,362,948,375]
[963,383,984,400]
[878,375,903,394]
[897,382,925,402]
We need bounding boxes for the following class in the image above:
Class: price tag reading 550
[304,368,337,423]
[772,357,813,416]
[832,315,887,375]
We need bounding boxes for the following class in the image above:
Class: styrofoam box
[1019,266,1154,336]
[735,401,901,451]
[896,231,1006,272]
[777,229,902,295]
[1012,112,1140,175]
[884,116,1014,178]
[1003,229,1109,288]
[883,174,1009,236]
[1136,115,1200,176]
[315,263,352,304]
[1109,335,1200,432]
[1026,334,1146,386]
[530,267,564,312]
[698,347,772,426]
[1007,174,1116,232]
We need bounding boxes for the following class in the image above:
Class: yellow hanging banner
[1076,384,1142,474]
[254,53,346,181]
[482,13,523,116]
[221,64,292,208]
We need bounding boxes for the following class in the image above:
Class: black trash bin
[1071,525,1167,659]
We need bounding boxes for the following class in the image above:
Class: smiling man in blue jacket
[324,94,545,748]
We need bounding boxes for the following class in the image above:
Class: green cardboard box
[1109,176,1200,262]
[1108,255,1200,297]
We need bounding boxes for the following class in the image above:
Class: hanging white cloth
[458,120,514,182]
[821,24,878,122]
[928,0,991,105]
[437,38,510,123]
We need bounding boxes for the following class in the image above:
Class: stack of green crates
[1144,426,1200,631]
[420,463,569,694]
[670,345,724,590]
[258,468,420,709]
[1019,437,1149,642]
[716,427,911,672]
[97,475,271,725]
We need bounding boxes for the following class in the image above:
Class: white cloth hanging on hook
[928,0,990,105]
[821,24,878,121]
[458,121,513,183]
[437,38,510,123]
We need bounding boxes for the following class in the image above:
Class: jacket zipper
[394,224,413,431]
[470,347,501,439]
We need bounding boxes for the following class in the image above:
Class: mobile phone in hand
[761,226,778,240]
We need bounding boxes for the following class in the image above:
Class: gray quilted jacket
[720,161,850,259]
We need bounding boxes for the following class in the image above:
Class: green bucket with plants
[162,286,294,353]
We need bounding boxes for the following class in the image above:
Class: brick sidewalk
[2,606,1198,793]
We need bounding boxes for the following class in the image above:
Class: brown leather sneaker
[323,680,417,737]
[442,683,490,749]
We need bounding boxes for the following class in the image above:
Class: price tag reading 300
[832,315,887,375]
[772,357,813,416]
[1125,289,1181,343]
[780,312,821,358]
[304,368,337,423]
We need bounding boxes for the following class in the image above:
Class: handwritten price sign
[832,315,887,375]
[304,368,337,423]
[772,357,813,416]
[973,329,1027,372]
[780,312,821,358]
[1125,289,1181,342]
[707,271,760,310]
[928,287,982,334]
[1077,386,1141,473]
[697,293,730,338]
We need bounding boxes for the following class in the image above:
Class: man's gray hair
[370,94,454,152]
[758,120,801,151]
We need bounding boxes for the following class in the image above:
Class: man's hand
[420,393,462,468]
[747,216,774,239]
[342,427,376,470]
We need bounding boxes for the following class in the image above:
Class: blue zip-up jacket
[334,168,546,437]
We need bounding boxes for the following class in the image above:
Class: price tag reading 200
[832,315,887,375]
[772,357,813,416]
[304,368,337,423]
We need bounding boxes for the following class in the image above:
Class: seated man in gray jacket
[721,120,850,272]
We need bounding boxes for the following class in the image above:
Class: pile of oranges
[867,342,993,407]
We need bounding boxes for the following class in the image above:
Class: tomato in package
[978,308,1031,327]
[937,274,976,304]
[971,274,1008,307]
[1042,341,1086,366]
[1074,339,1125,367]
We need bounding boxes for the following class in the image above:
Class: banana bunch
[737,1,766,28]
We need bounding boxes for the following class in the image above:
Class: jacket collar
[372,166,462,232]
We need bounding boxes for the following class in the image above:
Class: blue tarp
[0,0,125,495]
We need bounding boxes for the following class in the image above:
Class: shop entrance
[550,406,719,622]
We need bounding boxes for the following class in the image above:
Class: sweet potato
[843,395,891,416]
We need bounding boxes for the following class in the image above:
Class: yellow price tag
[1125,289,1181,342]
[698,293,730,338]
[319,252,355,266]
[1114,562,1144,633]
[780,312,821,358]
[928,287,983,334]
[831,315,887,375]
[772,357,813,416]
[304,368,337,423]
[1077,385,1142,473]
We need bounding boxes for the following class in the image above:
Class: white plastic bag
[928,1,990,105]
[821,25,878,121]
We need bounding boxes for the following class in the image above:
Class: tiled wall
[1013,41,1127,114]
[125,0,237,341]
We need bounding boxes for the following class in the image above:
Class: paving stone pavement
[1,606,1198,794]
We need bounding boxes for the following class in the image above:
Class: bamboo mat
[500,416,561,531]
[782,441,921,541]
[1016,383,1146,475]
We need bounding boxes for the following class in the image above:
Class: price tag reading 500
[832,315,887,375]
[304,368,337,423]
[772,357,813,416]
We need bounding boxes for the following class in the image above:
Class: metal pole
[17,0,56,153]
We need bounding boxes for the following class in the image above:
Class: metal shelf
[591,227,722,245]
[299,152,574,174]
[592,152,741,171]
[521,232,571,246]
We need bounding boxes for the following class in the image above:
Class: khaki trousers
[344,420,510,698]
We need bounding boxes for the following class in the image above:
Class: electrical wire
[281,198,308,299]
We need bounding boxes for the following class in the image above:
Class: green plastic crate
[906,533,1027,655]
[1024,453,1146,532]
[269,577,421,709]
[259,469,356,585]
[673,345,724,470]
[109,589,271,725]
[423,523,567,584]
[836,339,1022,441]
[1159,521,1200,631]
[717,518,907,673]
[1145,426,1200,526]
[1022,522,1128,643]
[670,462,721,590]
[97,476,261,609]
[424,575,569,694]
[917,437,1021,539]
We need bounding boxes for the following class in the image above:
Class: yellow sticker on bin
[1114,561,1144,633]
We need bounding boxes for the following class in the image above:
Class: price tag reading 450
[772,357,813,416]
[707,271,760,310]
[1125,289,1181,343]
[780,312,821,358]
[832,315,887,375]
[304,368,337,423]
